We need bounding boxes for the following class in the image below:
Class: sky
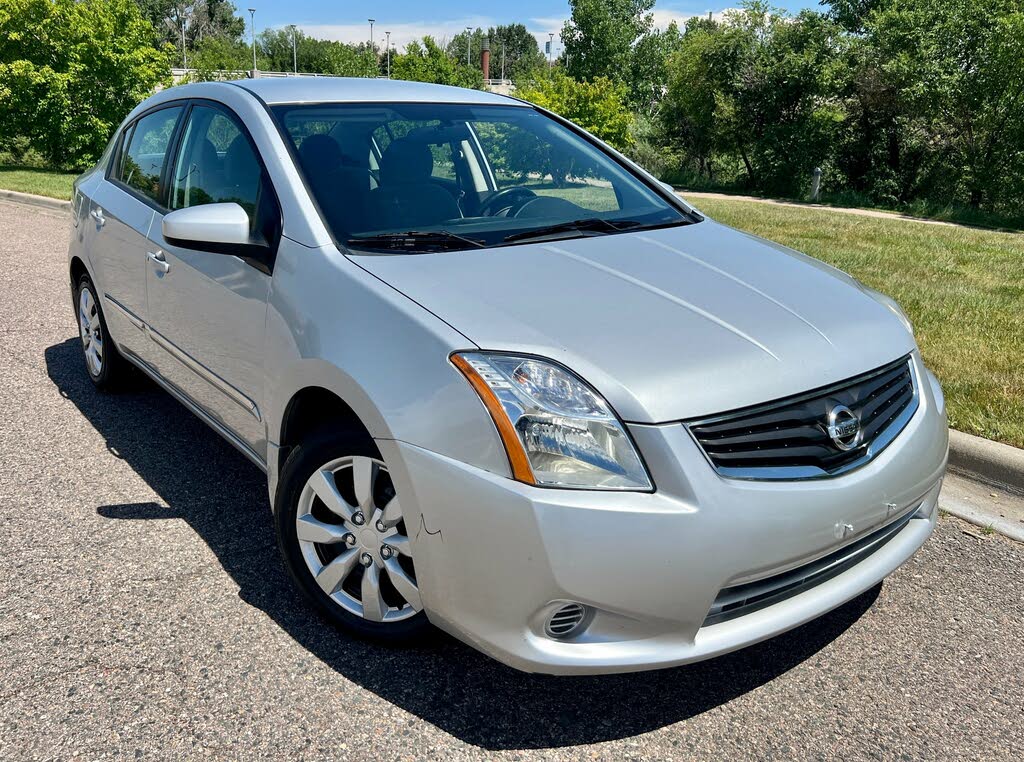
[251,1,822,52]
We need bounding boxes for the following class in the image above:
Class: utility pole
[466,27,472,67]
[181,20,187,69]
[385,31,391,78]
[290,25,297,73]
[501,39,505,81]
[248,8,257,75]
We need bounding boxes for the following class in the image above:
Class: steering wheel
[478,186,537,217]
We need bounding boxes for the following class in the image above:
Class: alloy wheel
[78,286,103,376]
[295,455,421,622]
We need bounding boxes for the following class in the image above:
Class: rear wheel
[75,274,129,389]
[275,431,429,641]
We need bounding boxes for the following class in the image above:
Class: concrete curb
[947,430,1024,496]
[0,188,72,212]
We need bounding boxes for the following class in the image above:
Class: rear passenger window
[119,107,183,204]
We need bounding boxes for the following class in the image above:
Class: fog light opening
[544,602,592,639]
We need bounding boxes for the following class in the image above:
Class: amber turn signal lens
[451,353,535,484]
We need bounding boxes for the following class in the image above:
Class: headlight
[451,353,652,491]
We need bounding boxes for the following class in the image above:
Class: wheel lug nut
[359,552,373,567]
[380,544,394,560]
[375,520,386,532]
[351,512,365,526]
[343,533,356,547]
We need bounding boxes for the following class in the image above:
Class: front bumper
[379,354,949,675]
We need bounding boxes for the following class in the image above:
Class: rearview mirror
[163,203,251,248]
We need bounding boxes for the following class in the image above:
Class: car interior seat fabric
[369,138,462,231]
[298,133,377,236]
[207,135,261,219]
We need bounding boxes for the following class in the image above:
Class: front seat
[369,139,461,230]
[298,133,373,235]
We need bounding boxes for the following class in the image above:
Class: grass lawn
[697,197,1024,449]
[0,165,77,200]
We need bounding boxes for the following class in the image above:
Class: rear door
[143,101,281,458]
[87,105,184,361]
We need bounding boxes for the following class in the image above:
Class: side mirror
[659,180,676,195]
[162,203,251,248]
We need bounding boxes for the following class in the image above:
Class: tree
[392,37,484,89]
[561,0,654,83]
[0,0,172,169]
[256,28,377,76]
[516,69,634,150]
[188,33,249,80]
[447,24,545,81]
[136,1,245,55]
[628,21,683,113]
[864,0,1024,211]
[489,24,545,81]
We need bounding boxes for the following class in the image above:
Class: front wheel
[275,431,430,642]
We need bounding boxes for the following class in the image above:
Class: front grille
[703,505,919,626]
[686,355,917,480]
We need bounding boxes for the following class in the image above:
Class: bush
[515,69,634,150]
[0,0,171,170]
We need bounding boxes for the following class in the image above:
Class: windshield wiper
[503,217,645,244]
[347,230,486,252]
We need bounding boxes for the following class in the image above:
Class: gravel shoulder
[1,200,1021,760]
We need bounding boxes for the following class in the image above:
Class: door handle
[147,250,170,273]
[90,208,105,227]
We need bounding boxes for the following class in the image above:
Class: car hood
[350,219,916,423]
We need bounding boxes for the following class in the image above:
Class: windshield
[272,102,694,251]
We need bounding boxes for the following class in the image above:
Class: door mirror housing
[163,203,252,248]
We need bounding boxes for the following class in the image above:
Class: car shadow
[46,337,880,750]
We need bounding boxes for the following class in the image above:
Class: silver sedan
[67,78,947,674]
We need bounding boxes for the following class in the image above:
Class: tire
[275,429,431,642]
[74,274,130,390]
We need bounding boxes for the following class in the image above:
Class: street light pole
[181,21,187,69]
[466,27,472,67]
[548,33,554,67]
[385,31,391,78]
[368,18,375,51]
[247,8,257,75]
[290,25,297,73]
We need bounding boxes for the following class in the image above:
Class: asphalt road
[1,198,1022,760]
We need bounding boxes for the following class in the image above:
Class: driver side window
[169,104,279,245]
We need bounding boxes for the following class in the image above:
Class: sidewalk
[677,190,1007,232]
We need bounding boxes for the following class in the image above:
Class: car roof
[229,77,521,107]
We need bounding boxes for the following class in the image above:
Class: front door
[144,102,279,459]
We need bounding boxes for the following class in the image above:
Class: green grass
[698,197,1024,449]
[0,165,77,200]
[675,184,1024,232]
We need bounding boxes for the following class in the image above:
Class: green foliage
[655,0,1024,216]
[257,28,378,77]
[187,34,249,80]
[515,69,634,150]
[392,37,484,90]
[863,0,1024,212]
[447,24,545,81]
[562,0,655,84]
[0,0,172,170]
[136,1,244,56]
